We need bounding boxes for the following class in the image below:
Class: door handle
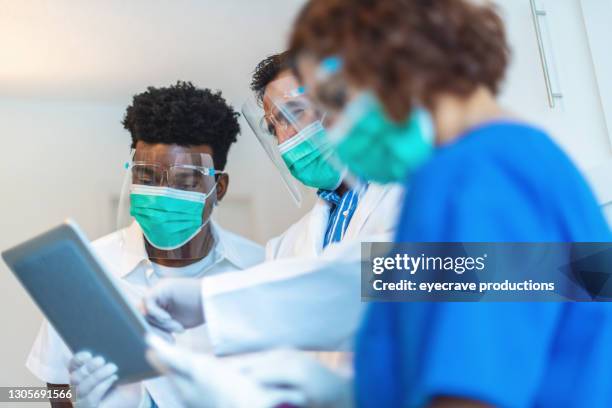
[530,0,563,108]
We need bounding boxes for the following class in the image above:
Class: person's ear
[215,173,229,203]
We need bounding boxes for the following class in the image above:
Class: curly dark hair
[250,51,291,103]
[289,0,510,121]
[122,81,240,170]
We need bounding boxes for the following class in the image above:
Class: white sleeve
[201,237,375,356]
[26,320,73,384]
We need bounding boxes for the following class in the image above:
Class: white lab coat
[201,183,404,356]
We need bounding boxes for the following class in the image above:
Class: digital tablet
[2,220,157,384]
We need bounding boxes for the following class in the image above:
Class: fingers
[81,373,118,407]
[74,360,118,397]
[68,353,119,408]
[149,316,185,334]
[70,355,105,386]
[143,293,171,320]
[142,279,205,331]
[69,351,93,372]
[143,294,185,333]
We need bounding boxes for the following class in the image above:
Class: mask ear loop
[204,177,219,206]
[187,169,222,245]
[165,179,219,258]
[209,173,222,208]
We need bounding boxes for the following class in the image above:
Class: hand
[143,278,204,333]
[69,352,118,408]
[241,349,353,408]
[145,335,306,408]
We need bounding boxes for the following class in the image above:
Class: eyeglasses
[259,114,289,137]
[129,162,222,192]
[259,99,319,139]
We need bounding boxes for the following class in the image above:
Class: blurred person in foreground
[287,0,612,406]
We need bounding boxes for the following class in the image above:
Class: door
[495,0,612,219]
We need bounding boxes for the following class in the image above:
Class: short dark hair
[250,51,291,104]
[122,81,240,170]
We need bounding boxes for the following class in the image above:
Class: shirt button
[343,210,350,217]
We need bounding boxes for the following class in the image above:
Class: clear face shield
[117,149,221,262]
[242,74,353,205]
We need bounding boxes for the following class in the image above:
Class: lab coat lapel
[307,198,332,255]
[344,184,390,240]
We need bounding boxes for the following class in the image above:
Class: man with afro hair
[26,81,264,408]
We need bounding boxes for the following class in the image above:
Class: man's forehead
[263,71,301,103]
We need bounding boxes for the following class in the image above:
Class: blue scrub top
[355,122,612,408]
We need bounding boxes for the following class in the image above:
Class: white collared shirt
[26,221,264,407]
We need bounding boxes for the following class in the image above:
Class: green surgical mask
[279,121,343,190]
[327,92,434,183]
[130,184,215,250]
